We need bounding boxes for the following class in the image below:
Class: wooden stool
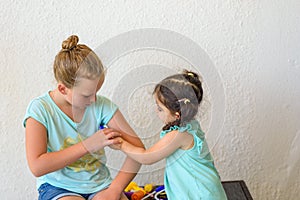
[222,180,253,200]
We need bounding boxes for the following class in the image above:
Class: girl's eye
[157,106,163,112]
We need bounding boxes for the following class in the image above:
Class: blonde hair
[53,35,104,88]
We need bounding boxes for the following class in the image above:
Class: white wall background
[1,0,299,199]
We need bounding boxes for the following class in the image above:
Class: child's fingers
[101,128,121,136]
[107,137,123,146]
[101,128,113,134]
[107,138,123,150]
[105,132,122,140]
[112,136,123,143]
[113,137,123,145]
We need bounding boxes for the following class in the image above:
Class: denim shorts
[38,183,98,200]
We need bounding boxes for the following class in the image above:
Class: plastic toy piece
[154,188,166,200]
[144,184,154,193]
[131,190,146,200]
[142,185,165,200]
[98,124,107,130]
[124,192,134,199]
[125,182,145,193]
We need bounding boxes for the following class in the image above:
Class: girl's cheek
[158,114,165,122]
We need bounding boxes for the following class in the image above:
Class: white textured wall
[1,1,299,199]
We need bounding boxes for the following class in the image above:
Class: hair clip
[178,98,190,104]
[187,72,194,77]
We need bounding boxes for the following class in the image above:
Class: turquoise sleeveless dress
[160,120,227,200]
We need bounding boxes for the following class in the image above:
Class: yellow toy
[124,181,145,193]
[144,183,154,193]
[124,182,157,200]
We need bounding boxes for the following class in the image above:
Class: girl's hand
[101,128,124,150]
[92,187,128,200]
[82,129,121,153]
[108,137,124,150]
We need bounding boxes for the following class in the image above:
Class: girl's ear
[57,83,68,95]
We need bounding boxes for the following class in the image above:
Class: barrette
[187,72,194,77]
[178,98,190,104]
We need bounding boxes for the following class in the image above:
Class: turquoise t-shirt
[23,92,118,194]
[160,120,227,200]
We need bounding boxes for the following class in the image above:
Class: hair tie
[61,45,77,52]
[61,49,70,52]
[178,98,190,104]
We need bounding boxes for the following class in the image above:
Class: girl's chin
[72,105,88,110]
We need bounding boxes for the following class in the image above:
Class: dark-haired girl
[116,70,227,200]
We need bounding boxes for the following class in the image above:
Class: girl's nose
[154,105,159,113]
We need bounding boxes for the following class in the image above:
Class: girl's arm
[120,129,193,165]
[25,118,120,177]
[102,110,145,196]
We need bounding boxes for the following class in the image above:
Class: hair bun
[182,69,203,103]
[62,35,79,51]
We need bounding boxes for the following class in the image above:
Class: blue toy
[142,185,165,200]
[99,124,107,130]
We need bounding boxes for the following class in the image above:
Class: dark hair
[154,70,203,130]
